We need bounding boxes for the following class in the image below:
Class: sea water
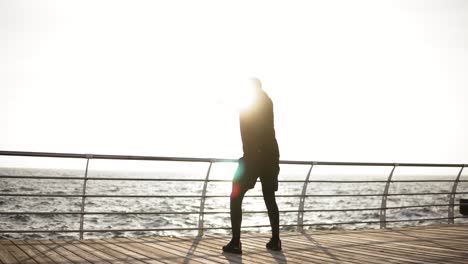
[1,165,467,240]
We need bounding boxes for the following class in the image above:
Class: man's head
[228,77,262,112]
[250,77,262,92]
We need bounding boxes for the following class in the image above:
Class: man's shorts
[233,157,280,192]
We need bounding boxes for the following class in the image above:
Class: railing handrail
[0,150,466,167]
[2,192,468,198]
[3,175,467,183]
[0,150,466,239]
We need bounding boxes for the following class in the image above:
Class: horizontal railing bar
[0,176,294,183]
[0,227,234,233]
[1,150,466,167]
[203,204,456,214]
[0,204,456,216]
[0,194,270,198]
[0,227,203,233]
[0,212,81,215]
[298,217,466,227]
[3,175,465,183]
[299,180,465,183]
[0,175,84,180]
[1,216,465,234]
[0,230,81,233]
[0,176,316,183]
[0,151,235,163]
[304,180,468,183]
[387,192,468,196]
[292,203,459,212]
[0,175,207,181]
[0,210,378,215]
[384,204,454,210]
[170,203,458,213]
[0,194,202,198]
[2,192,467,198]
[205,193,468,198]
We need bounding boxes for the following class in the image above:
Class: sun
[218,78,260,112]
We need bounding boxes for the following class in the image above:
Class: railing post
[197,161,212,237]
[79,155,92,240]
[448,166,464,224]
[380,164,397,229]
[297,163,314,233]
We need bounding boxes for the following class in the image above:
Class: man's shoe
[266,237,282,251]
[222,240,242,254]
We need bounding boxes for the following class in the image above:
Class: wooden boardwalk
[1,224,468,264]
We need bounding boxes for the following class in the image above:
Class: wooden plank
[248,232,394,264]
[274,234,392,264]
[38,240,92,264]
[81,239,147,264]
[347,236,467,257]
[88,238,161,264]
[358,230,468,251]
[355,227,468,243]
[280,233,425,264]
[10,240,52,264]
[329,239,460,263]
[0,242,19,264]
[117,238,193,264]
[391,228,467,239]
[244,234,382,264]
[247,234,357,264]
[166,239,228,264]
[141,236,234,264]
[298,230,468,264]
[101,238,165,264]
[135,237,219,264]
[70,240,131,264]
[204,234,310,264]
[0,240,36,264]
[146,234,288,264]
[335,228,468,254]
[300,231,450,262]
[23,240,71,264]
[201,235,277,264]
[50,240,111,264]
[364,241,468,263]
[355,234,468,263]
[402,227,468,242]
[134,238,207,264]
[231,237,307,264]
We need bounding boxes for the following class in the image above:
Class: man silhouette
[223,78,281,254]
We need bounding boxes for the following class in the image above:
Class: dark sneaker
[222,240,242,254]
[266,237,282,251]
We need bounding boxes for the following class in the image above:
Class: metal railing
[0,150,467,239]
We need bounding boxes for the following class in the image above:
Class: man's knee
[231,183,247,200]
[262,188,276,202]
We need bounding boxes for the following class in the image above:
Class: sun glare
[218,78,259,112]
[236,84,257,111]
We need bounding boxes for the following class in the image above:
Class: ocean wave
[19,187,35,192]
[10,214,31,222]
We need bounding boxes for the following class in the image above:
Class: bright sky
[1,0,467,164]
